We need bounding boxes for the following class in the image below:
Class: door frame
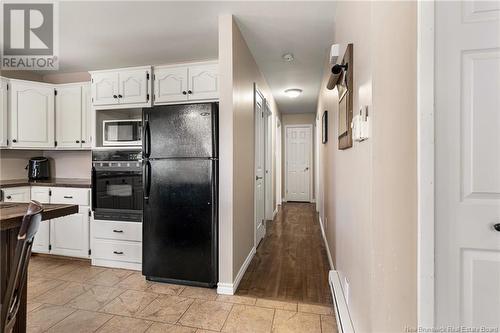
[254,84,266,248]
[276,118,282,207]
[417,0,435,328]
[284,124,313,203]
[263,99,273,221]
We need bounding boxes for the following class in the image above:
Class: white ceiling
[56,1,336,113]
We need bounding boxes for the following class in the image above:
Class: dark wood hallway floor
[236,202,333,304]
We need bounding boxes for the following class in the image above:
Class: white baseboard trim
[329,270,355,333]
[217,246,256,295]
[319,216,334,270]
[216,283,234,295]
[92,259,141,271]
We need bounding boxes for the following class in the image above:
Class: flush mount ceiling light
[284,88,302,98]
[282,53,294,62]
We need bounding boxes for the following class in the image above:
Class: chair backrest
[0,200,43,333]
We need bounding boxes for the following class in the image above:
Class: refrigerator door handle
[144,160,151,201]
[143,118,151,158]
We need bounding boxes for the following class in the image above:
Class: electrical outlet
[344,277,350,306]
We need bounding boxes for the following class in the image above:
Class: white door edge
[284,124,313,203]
[417,1,435,328]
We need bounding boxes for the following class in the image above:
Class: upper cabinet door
[10,81,55,148]
[154,66,188,104]
[187,63,219,101]
[92,72,119,106]
[81,84,91,148]
[119,69,150,105]
[56,85,82,148]
[0,78,7,148]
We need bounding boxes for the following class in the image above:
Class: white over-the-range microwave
[102,119,142,146]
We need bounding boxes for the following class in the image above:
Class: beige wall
[0,150,91,180]
[218,14,281,287]
[42,72,91,84]
[0,70,43,82]
[316,2,417,332]
[281,113,316,201]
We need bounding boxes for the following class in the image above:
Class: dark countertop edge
[1,204,79,231]
[0,179,91,189]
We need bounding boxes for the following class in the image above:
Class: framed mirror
[338,43,353,150]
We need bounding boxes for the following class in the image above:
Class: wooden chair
[0,200,43,333]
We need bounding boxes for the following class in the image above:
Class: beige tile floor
[26,256,338,333]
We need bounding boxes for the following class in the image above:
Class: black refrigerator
[142,103,218,287]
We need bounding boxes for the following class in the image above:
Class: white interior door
[285,126,312,202]
[435,1,500,327]
[255,88,266,246]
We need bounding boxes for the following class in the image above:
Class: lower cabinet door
[49,206,89,258]
[32,220,50,254]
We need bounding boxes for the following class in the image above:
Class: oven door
[92,164,143,222]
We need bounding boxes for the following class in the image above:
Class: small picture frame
[322,111,328,144]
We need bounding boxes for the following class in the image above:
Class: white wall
[218,14,281,292]
[316,2,417,332]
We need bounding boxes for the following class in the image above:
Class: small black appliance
[26,157,50,180]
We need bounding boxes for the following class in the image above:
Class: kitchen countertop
[0,202,79,230]
[0,178,91,189]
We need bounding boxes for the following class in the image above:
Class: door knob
[494,223,500,232]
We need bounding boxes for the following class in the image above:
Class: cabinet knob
[81,140,86,143]
[118,94,123,98]
[182,91,187,95]
[76,140,80,143]
[12,139,17,143]
[188,90,192,94]
[113,95,118,98]
[494,223,500,232]
[6,195,11,199]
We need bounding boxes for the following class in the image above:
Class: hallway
[237,203,332,305]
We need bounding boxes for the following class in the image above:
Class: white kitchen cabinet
[9,80,55,148]
[153,61,218,105]
[154,65,188,103]
[91,219,142,270]
[29,186,90,258]
[90,66,152,109]
[2,186,31,203]
[50,205,90,258]
[30,187,51,253]
[81,85,92,148]
[91,72,119,106]
[187,62,219,101]
[55,83,91,149]
[119,69,150,104]
[0,77,8,148]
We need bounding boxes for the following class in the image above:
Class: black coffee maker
[26,157,50,180]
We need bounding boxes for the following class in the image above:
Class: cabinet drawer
[92,239,141,263]
[2,186,31,203]
[93,220,142,242]
[50,187,89,205]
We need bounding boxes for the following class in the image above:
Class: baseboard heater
[329,270,355,333]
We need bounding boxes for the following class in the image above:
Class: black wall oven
[92,150,143,222]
